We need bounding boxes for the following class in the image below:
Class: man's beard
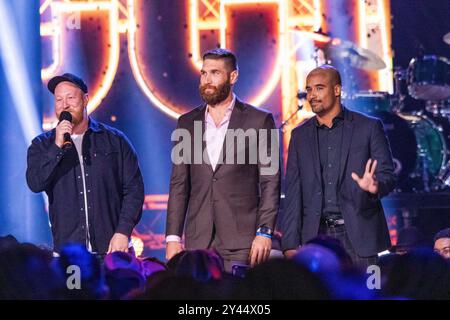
[57,109,85,126]
[311,104,324,114]
[199,79,231,106]
[310,100,325,114]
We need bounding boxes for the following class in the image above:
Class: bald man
[280,65,395,269]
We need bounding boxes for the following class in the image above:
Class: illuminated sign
[39,0,393,254]
[40,0,392,129]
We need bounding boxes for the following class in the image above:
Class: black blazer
[166,98,280,250]
[280,107,395,257]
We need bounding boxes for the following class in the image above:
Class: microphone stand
[280,104,304,132]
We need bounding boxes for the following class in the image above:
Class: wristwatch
[256,226,273,238]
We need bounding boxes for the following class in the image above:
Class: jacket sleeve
[280,129,302,251]
[370,119,396,198]
[115,134,145,237]
[256,113,281,231]
[26,135,66,193]
[165,118,191,237]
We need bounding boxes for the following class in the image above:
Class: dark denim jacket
[26,118,144,254]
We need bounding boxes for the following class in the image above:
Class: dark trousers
[318,223,378,271]
[208,227,250,274]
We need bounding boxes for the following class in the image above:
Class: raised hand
[351,159,378,194]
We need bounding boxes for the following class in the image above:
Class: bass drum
[372,112,448,192]
[408,55,450,101]
[344,91,392,114]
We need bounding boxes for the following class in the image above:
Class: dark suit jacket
[166,98,280,250]
[280,107,395,257]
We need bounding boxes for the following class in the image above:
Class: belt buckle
[324,218,343,228]
[324,218,335,228]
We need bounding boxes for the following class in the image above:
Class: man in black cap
[26,73,144,256]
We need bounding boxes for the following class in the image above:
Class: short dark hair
[434,228,450,242]
[202,48,238,72]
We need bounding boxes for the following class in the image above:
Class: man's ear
[334,84,341,97]
[83,94,89,108]
[230,70,238,85]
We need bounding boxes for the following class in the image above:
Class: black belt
[321,217,345,228]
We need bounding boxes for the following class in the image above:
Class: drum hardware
[324,38,386,71]
[433,161,450,190]
[392,68,409,112]
[419,152,431,192]
[407,55,450,101]
[290,31,386,71]
[328,100,449,192]
[290,34,450,192]
[338,107,450,193]
[343,91,393,114]
[399,113,448,192]
[425,100,450,118]
[388,52,450,192]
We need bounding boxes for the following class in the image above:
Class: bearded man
[165,49,280,273]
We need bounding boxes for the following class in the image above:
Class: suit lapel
[214,98,247,173]
[307,120,321,183]
[192,104,214,173]
[338,108,354,184]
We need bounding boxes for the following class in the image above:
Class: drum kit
[304,31,450,193]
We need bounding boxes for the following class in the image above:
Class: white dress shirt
[166,95,236,244]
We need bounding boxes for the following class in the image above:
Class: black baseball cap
[47,73,88,94]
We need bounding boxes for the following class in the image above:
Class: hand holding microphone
[55,111,73,149]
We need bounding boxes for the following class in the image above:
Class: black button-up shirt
[26,118,144,254]
[315,110,344,218]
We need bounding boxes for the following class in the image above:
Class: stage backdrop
[3,0,448,260]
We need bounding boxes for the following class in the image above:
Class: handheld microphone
[59,111,73,149]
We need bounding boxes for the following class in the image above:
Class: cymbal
[444,32,450,45]
[293,30,332,47]
[289,31,386,70]
[325,38,386,70]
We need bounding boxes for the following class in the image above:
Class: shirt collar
[205,93,236,124]
[315,107,345,128]
[87,117,103,133]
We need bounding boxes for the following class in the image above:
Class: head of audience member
[0,243,64,299]
[142,274,208,300]
[433,227,450,260]
[292,240,377,299]
[293,244,341,274]
[105,267,146,299]
[379,248,450,299]
[104,251,141,273]
[53,243,108,299]
[167,249,224,282]
[140,256,167,278]
[305,235,355,272]
[103,251,146,299]
[0,234,19,252]
[236,258,330,299]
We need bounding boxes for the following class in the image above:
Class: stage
[0,0,449,261]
